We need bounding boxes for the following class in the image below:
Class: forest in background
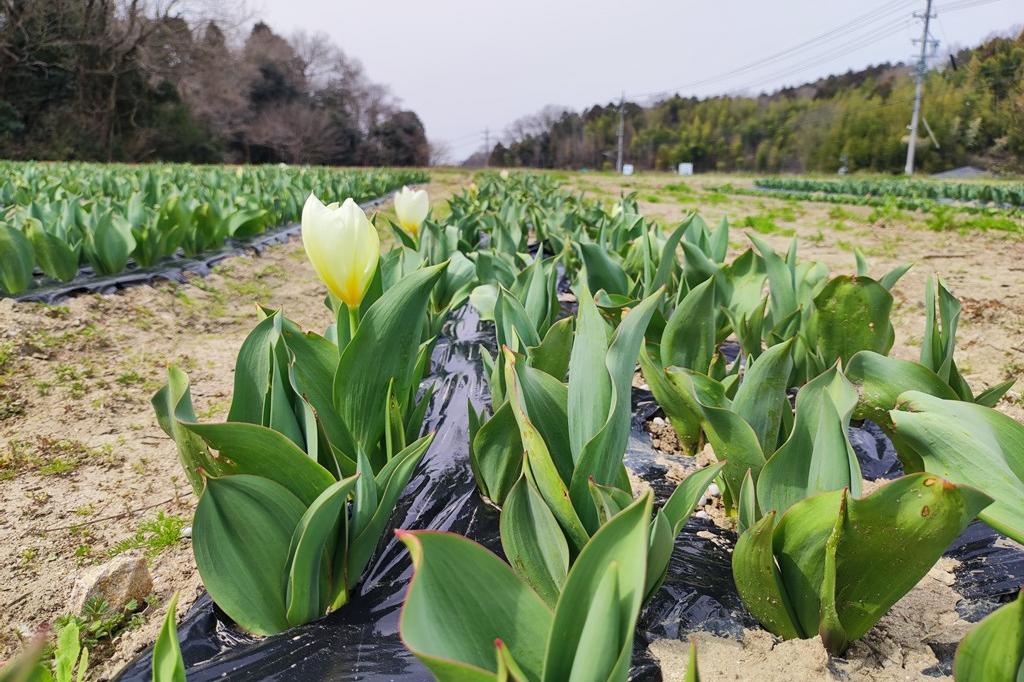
[485,30,1024,174]
[0,0,430,166]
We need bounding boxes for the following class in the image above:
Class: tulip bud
[301,193,379,309]
[394,186,429,238]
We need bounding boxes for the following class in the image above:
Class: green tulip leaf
[579,241,630,297]
[733,512,803,640]
[501,476,570,608]
[661,278,716,373]
[0,224,34,295]
[953,590,1024,682]
[731,338,794,456]
[183,420,334,506]
[495,287,542,351]
[398,530,553,682]
[286,476,359,625]
[637,345,702,456]
[335,262,447,464]
[570,289,661,533]
[347,434,432,589]
[567,285,612,462]
[193,475,306,635]
[510,355,574,486]
[756,365,861,516]
[812,275,894,367]
[528,317,574,381]
[470,402,524,506]
[26,220,77,283]
[847,350,957,426]
[667,366,764,505]
[768,474,991,653]
[505,349,590,552]
[226,313,279,425]
[152,593,185,682]
[544,493,653,682]
[151,366,223,495]
[890,391,1024,544]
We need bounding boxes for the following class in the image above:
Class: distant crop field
[0,162,427,296]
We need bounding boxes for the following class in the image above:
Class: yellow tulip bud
[301,193,379,308]
[394,186,429,238]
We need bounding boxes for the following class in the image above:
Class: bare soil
[1,168,1020,678]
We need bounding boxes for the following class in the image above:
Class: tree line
[0,0,430,166]
[487,31,1024,174]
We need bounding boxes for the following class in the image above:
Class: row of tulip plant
[137,171,1023,681]
[0,161,427,295]
[755,175,1024,207]
[396,176,1022,679]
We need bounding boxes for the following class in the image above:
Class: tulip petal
[302,193,380,308]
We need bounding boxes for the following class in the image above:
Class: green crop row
[0,162,428,296]
[754,175,1024,207]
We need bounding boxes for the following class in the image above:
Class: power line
[729,21,913,95]
[625,0,917,101]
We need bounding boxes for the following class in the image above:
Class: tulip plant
[152,194,449,634]
[734,474,990,656]
[393,185,430,241]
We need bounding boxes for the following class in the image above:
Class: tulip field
[0,162,428,296]
[1,168,1023,682]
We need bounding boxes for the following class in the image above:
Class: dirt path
[0,171,471,678]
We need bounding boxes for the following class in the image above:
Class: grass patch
[0,437,114,480]
[663,182,694,194]
[55,595,153,655]
[741,213,795,236]
[110,512,186,558]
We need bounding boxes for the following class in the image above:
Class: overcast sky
[256,0,1019,162]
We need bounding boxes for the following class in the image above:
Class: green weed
[110,512,186,558]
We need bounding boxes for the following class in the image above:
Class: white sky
[256,0,1020,161]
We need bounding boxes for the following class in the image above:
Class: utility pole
[905,0,937,175]
[483,128,490,168]
[615,92,625,173]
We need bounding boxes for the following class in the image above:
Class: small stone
[69,551,153,616]
[708,483,720,497]
[180,526,192,539]
[652,417,666,426]
[694,510,710,520]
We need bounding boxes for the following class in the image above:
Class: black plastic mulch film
[111,297,1024,681]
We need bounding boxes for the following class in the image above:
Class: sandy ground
[0,168,1021,678]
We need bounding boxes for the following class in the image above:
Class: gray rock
[69,551,152,615]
